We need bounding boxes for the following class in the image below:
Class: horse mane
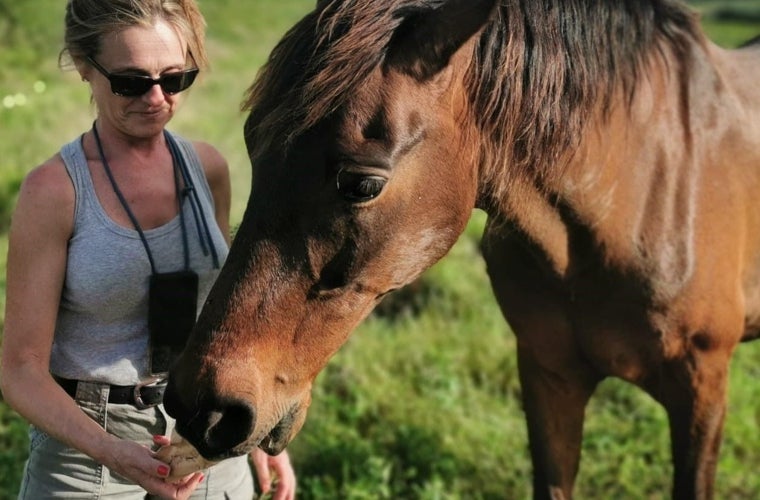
[242,0,427,159]
[242,0,703,194]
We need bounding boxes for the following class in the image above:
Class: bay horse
[161,0,760,497]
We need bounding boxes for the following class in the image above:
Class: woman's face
[83,19,192,139]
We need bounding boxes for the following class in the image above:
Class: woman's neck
[91,119,169,165]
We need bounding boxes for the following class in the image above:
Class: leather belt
[55,375,167,410]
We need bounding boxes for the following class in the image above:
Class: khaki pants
[18,381,255,499]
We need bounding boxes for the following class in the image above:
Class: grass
[2,1,760,499]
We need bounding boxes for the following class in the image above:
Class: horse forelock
[241,0,443,161]
[241,0,702,187]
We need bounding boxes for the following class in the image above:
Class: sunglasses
[86,56,199,97]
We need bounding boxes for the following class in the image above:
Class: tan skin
[0,20,295,500]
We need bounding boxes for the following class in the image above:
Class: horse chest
[484,226,688,382]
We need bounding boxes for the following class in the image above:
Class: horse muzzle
[162,375,309,460]
[162,377,255,460]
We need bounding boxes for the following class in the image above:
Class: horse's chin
[257,427,290,455]
[259,399,311,455]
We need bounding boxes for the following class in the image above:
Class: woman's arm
[0,156,199,499]
[193,141,231,245]
[0,156,103,451]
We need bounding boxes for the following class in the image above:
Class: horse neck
[486,38,748,288]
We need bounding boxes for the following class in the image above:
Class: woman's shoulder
[190,140,229,186]
[191,141,228,171]
[15,153,75,229]
[22,154,73,198]
[24,150,69,185]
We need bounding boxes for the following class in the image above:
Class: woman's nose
[142,83,166,104]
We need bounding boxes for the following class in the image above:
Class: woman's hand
[103,435,204,500]
[251,448,297,500]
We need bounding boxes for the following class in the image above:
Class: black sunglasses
[86,56,199,97]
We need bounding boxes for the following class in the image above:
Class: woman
[0,1,295,498]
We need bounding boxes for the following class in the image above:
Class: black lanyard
[90,122,220,272]
[164,131,220,269]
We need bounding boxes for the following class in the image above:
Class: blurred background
[1,1,759,498]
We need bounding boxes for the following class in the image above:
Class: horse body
[485,38,760,497]
[163,1,760,498]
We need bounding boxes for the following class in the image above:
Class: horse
[161,0,760,497]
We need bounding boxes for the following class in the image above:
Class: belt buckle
[133,374,167,410]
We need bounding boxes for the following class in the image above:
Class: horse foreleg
[644,347,731,500]
[482,232,600,498]
[517,344,600,500]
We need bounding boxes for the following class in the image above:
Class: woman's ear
[74,58,91,82]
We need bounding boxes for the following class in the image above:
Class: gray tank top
[50,132,229,385]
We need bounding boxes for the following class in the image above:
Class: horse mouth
[257,406,299,455]
[175,413,293,462]
[164,384,303,460]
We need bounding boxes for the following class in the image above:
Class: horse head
[163,0,499,461]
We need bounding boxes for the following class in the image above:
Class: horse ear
[385,0,499,81]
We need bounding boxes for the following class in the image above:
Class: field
[2,1,760,499]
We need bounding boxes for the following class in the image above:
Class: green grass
[2,1,760,499]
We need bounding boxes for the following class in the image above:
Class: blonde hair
[60,0,208,70]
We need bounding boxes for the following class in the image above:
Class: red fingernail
[199,474,205,483]
[157,465,170,476]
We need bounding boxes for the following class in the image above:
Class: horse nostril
[186,398,256,459]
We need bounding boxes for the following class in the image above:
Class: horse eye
[336,170,387,202]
